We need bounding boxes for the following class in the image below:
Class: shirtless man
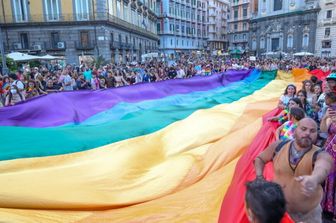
[254,118,334,223]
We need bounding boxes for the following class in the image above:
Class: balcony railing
[75,41,95,50]
[111,41,134,49]
[0,12,159,40]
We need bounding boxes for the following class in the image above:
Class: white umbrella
[6,52,40,62]
[293,52,314,56]
[37,54,63,60]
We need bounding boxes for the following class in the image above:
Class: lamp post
[0,25,8,75]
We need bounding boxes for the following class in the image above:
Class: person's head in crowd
[294,118,318,147]
[27,80,37,90]
[326,72,336,92]
[8,73,18,81]
[99,76,107,87]
[310,75,318,84]
[46,79,54,88]
[302,80,314,93]
[283,84,296,96]
[245,179,286,223]
[296,90,308,105]
[288,107,305,123]
[288,97,303,109]
[325,92,336,107]
[313,83,323,96]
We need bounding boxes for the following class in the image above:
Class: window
[51,32,59,48]
[80,31,89,47]
[169,3,173,15]
[243,34,246,40]
[260,37,265,49]
[326,10,332,19]
[234,24,238,31]
[325,27,330,37]
[302,34,309,47]
[287,35,293,48]
[322,41,331,48]
[20,33,29,49]
[243,8,247,17]
[123,4,128,21]
[171,39,173,45]
[234,9,238,19]
[252,39,256,50]
[75,0,90,20]
[273,0,282,11]
[170,24,174,32]
[116,0,121,17]
[108,0,114,15]
[243,23,247,30]
[44,0,60,21]
[157,23,161,32]
[271,38,280,51]
[234,35,237,41]
[13,0,29,22]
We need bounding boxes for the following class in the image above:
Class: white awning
[293,52,314,56]
[6,52,40,62]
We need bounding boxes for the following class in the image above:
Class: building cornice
[0,20,159,41]
[251,8,320,22]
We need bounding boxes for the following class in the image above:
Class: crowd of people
[253,70,336,223]
[0,55,336,107]
[1,55,336,222]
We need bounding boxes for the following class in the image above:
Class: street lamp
[0,25,8,74]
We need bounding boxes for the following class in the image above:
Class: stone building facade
[315,0,336,58]
[156,0,208,58]
[0,0,159,64]
[207,0,230,52]
[249,0,320,57]
[228,0,258,53]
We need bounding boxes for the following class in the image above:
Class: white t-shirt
[279,95,293,106]
[62,75,73,91]
[176,69,185,78]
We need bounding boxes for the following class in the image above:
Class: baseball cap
[326,73,336,81]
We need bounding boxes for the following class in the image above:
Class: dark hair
[288,97,303,109]
[289,107,305,121]
[310,75,318,84]
[245,179,286,223]
[9,73,17,80]
[284,84,296,95]
[325,92,336,104]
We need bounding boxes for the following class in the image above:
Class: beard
[296,137,313,148]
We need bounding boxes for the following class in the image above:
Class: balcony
[110,41,121,49]
[0,13,159,41]
[121,42,133,49]
[110,41,134,50]
[75,41,95,50]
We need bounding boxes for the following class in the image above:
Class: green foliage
[28,60,41,68]
[0,56,17,72]
[92,55,108,68]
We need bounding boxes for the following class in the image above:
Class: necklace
[289,143,310,165]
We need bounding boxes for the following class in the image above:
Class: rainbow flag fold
[0,68,323,223]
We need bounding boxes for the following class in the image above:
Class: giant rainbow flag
[0,68,328,222]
